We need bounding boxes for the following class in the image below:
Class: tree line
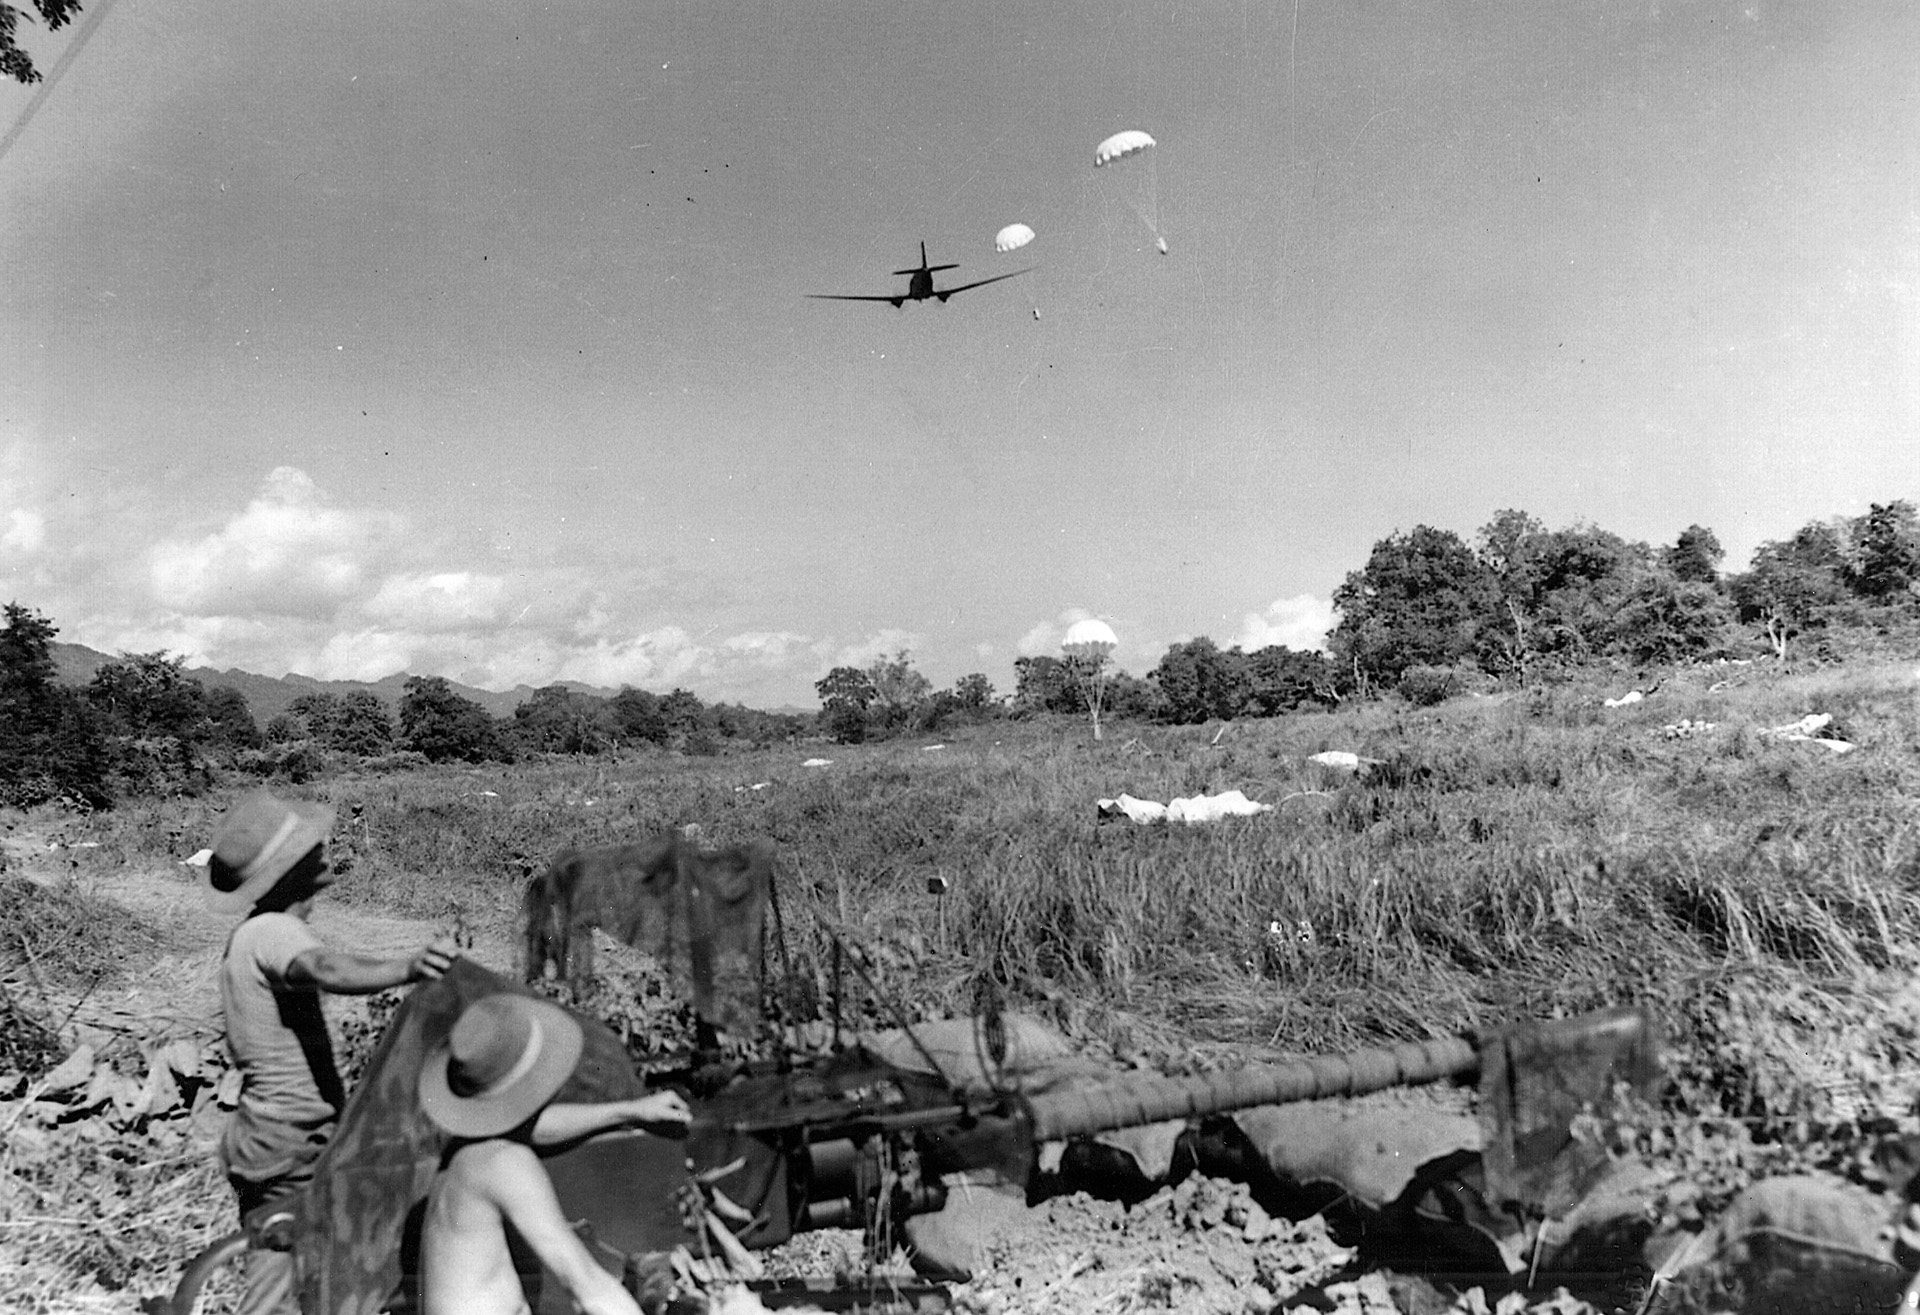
[4,497,1914,797]
[0,602,807,808]
[814,499,1920,740]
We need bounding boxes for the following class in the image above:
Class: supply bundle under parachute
[1093,130,1165,252]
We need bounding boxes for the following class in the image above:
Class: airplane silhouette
[807,242,1033,307]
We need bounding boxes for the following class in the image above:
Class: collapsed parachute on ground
[1093,130,1162,247]
[994,223,1036,254]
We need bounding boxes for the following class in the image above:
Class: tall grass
[59,656,1920,1117]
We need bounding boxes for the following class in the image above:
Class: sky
[2,1,1915,709]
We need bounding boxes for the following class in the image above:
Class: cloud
[362,572,511,630]
[1234,594,1334,653]
[1015,608,1104,657]
[831,628,924,670]
[2,508,44,554]
[149,467,401,618]
[35,465,863,705]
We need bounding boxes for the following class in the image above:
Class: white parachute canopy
[1093,130,1156,167]
[1092,130,1161,246]
[1061,618,1119,741]
[1061,617,1118,658]
[994,222,1036,254]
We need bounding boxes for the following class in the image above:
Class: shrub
[1396,664,1457,707]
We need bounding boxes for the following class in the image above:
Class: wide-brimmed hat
[419,994,584,1139]
[204,792,337,913]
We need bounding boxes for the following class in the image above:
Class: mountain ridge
[49,642,616,724]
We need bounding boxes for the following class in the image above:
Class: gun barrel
[1027,1036,1479,1143]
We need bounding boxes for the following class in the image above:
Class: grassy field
[65,653,1920,1093]
[8,653,1920,1308]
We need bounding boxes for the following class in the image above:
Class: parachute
[1092,130,1160,248]
[1061,619,1119,741]
[994,223,1036,254]
[1061,617,1118,658]
[1093,131,1156,168]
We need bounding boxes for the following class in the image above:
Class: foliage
[1332,525,1497,687]
[1012,655,1078,715]
[1149,638,1247,724]
[953,673,996,710]
[204,686,263,750]
[1394,664,1456,707]
[1242,646,1340,716]
[1609,575,1735,665]
[864,650,932,731]
[1728,523,1853,661]
[610,687,671,745]
[1844,500,1920,603]
[507,684,616,756]
[815,665,878,744]
[397,675,512,763]
[0,0,78,85]
[87,652,210,742]
[1662,524,1725,585]
[0,603,110,808]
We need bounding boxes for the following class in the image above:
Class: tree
[657,689,707,741]
[285,692,345,743]
[1610,575,1734,664]
[1242,646,1340,716]
[331,691,396,756]
[814,666,876,743]
[0,603,109,807]
[87,652,210,742]
[1,0,79,85]
[864,650,932,729]
[609,687,670,746]
[398,676,509,763]
[953,673,996,710]
[1149,638,1249,724]
[1662,525,1725,586]
[1475,509,1550,677]
[205,686,263,751]
[1332,526,1498,688]
[509,685,612,755]
[1529,525,1648,661]
[1012,656,1076,714]
[1728,524,1851,660]
[1844,500,1920,604]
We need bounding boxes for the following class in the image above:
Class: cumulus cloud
[362,571,511,630]
[831,628,924,670]
[149,467,400,617]
[1234,594,1334,653]
[1016,608,1104,657]
[32,464,845,705]
[2,508,44,554]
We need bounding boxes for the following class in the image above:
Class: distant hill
[48,642,601,724]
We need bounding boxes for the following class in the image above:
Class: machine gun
[149,839,1659,1315]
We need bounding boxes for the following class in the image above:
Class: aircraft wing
[805,293,908,308]
[934,268,1034,302]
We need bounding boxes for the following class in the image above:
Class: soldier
[206,791,459,1315]
[416,993,692,1315]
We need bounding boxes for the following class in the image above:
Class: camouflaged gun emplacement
[148,839,1660,1315]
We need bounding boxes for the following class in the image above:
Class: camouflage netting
[285,959,647,1315]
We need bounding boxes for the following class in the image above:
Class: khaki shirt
[221,912,344,1132]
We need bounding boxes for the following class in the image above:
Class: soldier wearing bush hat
[209,790,458,1315]
[414,994,692,1315]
